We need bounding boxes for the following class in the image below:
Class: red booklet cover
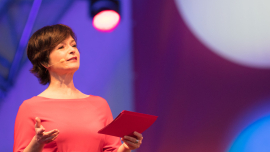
[98,110,158,137]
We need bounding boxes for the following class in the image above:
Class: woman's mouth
[67,57,77,61]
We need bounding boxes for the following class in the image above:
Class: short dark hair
[27,24,77,85]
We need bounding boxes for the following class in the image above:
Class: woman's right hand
[34,117,59,145]
[22,118,59,152]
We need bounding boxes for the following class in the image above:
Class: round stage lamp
[90,0,120,32]
[93,10,120,31]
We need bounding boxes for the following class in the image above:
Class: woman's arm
[23,136,44,152]
[117,145,131,152]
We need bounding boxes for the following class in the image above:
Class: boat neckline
[34,95,91,100]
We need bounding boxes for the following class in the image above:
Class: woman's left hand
[121,131,143,150]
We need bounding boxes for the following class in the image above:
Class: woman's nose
[69,50,75,54]
[69,46,76,54]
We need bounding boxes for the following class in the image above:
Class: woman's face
[48,35,80,74]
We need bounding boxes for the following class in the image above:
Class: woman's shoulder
[16,96,40,115]
[19,96,40,107]
[88,95,107,103]
[87,95,110,107]
[88,95,105,100]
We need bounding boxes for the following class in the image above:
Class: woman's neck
[47,80,77,94]
[39,72,85,99]
[49,72,75,90]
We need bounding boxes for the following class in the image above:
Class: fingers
[121,137,141,150]
[35,117,46,135]
[123,135,140,144]
[36,127,45,135]
[133,131,143,140]
[35,117,41,128]
[36,130,60,144]
[43,131,59,143]
[121,132,143,150]
[43,129,59,138]
[50,132,59,141]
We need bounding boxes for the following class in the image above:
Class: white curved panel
[175,0,270,68]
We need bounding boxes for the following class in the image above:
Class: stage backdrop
[133,0,270,152]
[0,0,132,151]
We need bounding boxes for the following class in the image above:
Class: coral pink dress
[14,95,121,152]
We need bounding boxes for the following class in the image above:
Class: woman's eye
[58,46,64,49]
[73,44,77,47]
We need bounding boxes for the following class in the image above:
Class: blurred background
[1,0,270,151]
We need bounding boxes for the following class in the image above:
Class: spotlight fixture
[90,0,120,32]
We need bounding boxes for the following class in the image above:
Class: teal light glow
[229,115,270,152]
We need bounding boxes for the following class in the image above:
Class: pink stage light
[93,10,120,31]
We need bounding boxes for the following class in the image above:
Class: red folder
[98,110,158,137]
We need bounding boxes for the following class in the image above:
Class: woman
[13,24,143,152]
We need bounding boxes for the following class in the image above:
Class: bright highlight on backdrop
[174,0,270,68]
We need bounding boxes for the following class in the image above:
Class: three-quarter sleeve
[13,101,35,152]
